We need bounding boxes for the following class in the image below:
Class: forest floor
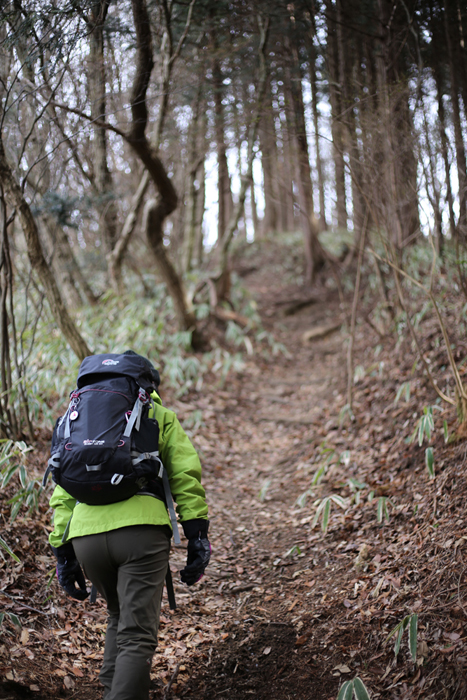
[1,240,467,699]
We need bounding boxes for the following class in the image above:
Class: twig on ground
[0,589,51,615]
[163,662,181,700]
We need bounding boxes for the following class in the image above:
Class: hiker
[46,351,210,700]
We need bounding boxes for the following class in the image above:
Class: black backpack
[43,352,180,544]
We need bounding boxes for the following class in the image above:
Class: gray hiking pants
[72,525,171,700]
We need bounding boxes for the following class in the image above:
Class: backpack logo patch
[102,359,119,365]
[83,439,105,446]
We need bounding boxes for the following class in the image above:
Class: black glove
[180,519,211,586]
[51,542,89,601]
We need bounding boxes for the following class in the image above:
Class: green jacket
[48,393,208,548]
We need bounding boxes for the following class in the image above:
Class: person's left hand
[51,542,89,600]
[180,520,211,586]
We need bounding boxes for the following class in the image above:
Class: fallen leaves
[2,271,467,700]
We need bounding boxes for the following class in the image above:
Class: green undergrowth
[7,272,286,435]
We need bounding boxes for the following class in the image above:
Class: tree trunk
[444,0,467,237]
[88,0,118,253]
[195,160,206,268]
[40,216,83,308]
[123,0,198,337]
[309,39,326,229]
[279,103,296,233]
[143,199,200,346]
[433,55,457,240]
[339,10,365,236]
[108,170,150,289]
[285,37,325,284]
[374,0,404,247]
[250,180,259,240]
[325,0,347,229]
[212,54,233,243]
[218,17,269,277]
[183,83,204,272]
[108,0,195,290]
[259,76,279,236]
[0,140,91,360]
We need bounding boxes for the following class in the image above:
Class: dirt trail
[168,279,348,700]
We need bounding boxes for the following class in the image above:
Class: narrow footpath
[164,274,349,700]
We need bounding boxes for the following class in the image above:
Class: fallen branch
[302,323,341,343]
[0,590,51,616]
[213,306,250,327]
[163,662,180,700]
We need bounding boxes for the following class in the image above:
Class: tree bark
[40,216,83,308]
[143,199,200,345]
[309,38,326,229]
[325,0,347,229]
[285,33,325,284]
[42,215,99,307]
[195,160,206,267]
[212,53,233,243]
[444,0,467,237]
[433,56,457,240]
[108,170,150,289]
[88,0,118,253]
[259,76,279,236]
[278,99,296,233]
[250,180,259,240]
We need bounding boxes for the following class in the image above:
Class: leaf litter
[1,259,467,699]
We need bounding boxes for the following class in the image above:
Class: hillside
[1,238,466,700]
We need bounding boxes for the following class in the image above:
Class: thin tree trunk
[108,170,149,288]
[88,0,118,253]
[420,93,443,254]
[41,215,99,307]
[309,40,326,229]
[341,21,365,236]
[123,0,202,346]
[374,0,403,248]
[325,0,347,229]
[444,0,467,236]
[259,75,279,236]
[195,160,206,267]
[250,180,259,240]
[212,54,233,243]
[433,61,457,239]
[347,209,368,414]
[0,140,91,360]
[285,38,325,284]
[218,17,269,276]
[183,82,204,272]
[143,199,200,344]
[279,105,296,233]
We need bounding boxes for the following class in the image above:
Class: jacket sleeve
[48,485,77,548]
[157,408,208,523]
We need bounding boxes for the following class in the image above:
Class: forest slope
[1,242,466,700]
